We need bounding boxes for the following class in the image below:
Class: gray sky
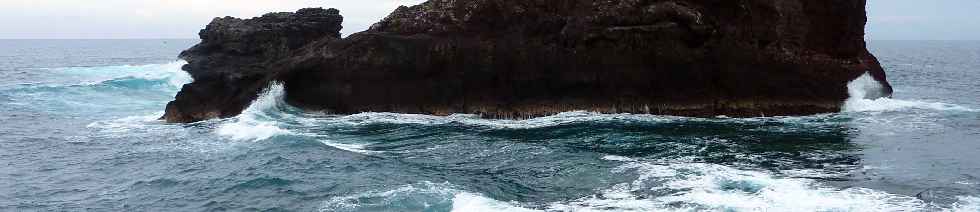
[0,0,977,40]
[867,0,980,40]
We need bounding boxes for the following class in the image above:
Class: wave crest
[318,181,534,212]
[545,155,935,211]
[844,73,976,113]
[22,61,191,90]
[215,83,293,141]
[315,156,980,211]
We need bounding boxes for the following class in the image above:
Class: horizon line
[0,38,199,40]
[1,38,979,42]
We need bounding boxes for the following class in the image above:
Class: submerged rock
[164,0,893,123]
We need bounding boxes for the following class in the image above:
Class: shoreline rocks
[164,0,893,123]
[163,8,343,123]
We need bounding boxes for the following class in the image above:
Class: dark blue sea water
[1,39,979,211]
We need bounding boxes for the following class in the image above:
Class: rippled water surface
[1,39,979,211]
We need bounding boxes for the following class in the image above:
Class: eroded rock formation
[164,8,343,123]
[164,0,893,123]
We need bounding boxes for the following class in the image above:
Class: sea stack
[164,0,893,123]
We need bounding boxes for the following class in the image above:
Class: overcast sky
[0,0,977,40]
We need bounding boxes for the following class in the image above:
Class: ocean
[1,39,978,211]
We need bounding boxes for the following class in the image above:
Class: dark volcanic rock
[164,0,893,123]
[163,8,343,123]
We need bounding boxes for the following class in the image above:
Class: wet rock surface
[164,0,893,123]
[164,8,343,122]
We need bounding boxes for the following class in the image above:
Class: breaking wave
[303,111,846,132]
[52,63,978,212]
[549,156,932,211]
[1,61,190,113]
[318,181,536,212]
[204,72,979,147]
[318,156,980,211]
[8,61,190,90]
[215,83,293,141]
[844,73,976,113]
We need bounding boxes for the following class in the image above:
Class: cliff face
[164,8,343,123]
[164,0,893,123]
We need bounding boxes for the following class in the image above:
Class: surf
[844,73,976,113]
[317,155,980,211]
[1,61,190,113]
[215,83,294,141]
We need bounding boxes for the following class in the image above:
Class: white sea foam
[317,139,377,154]
[319,181,535,212]
[215,120,290,141]
[35,61,191,89]
[299,72,976,132]
[206,83,385,152]
[844,73,976,113]
[327,111,684,129]
[158,61,193,88]
[953,196,980,212]
[319,181,459,212]
[209,84,380,152]
[602,155,636,162]
[845,97,976,113]
[120,61,192,88]
[215,83,292,141]
[316,155,971,212]
[450,193,539,212]
[86,112,164,134]
[547,155,940,211]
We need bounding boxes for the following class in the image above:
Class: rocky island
[164,0,893,123]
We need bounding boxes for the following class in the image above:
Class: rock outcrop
[163,8,343,123]
[164,0,894,123]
